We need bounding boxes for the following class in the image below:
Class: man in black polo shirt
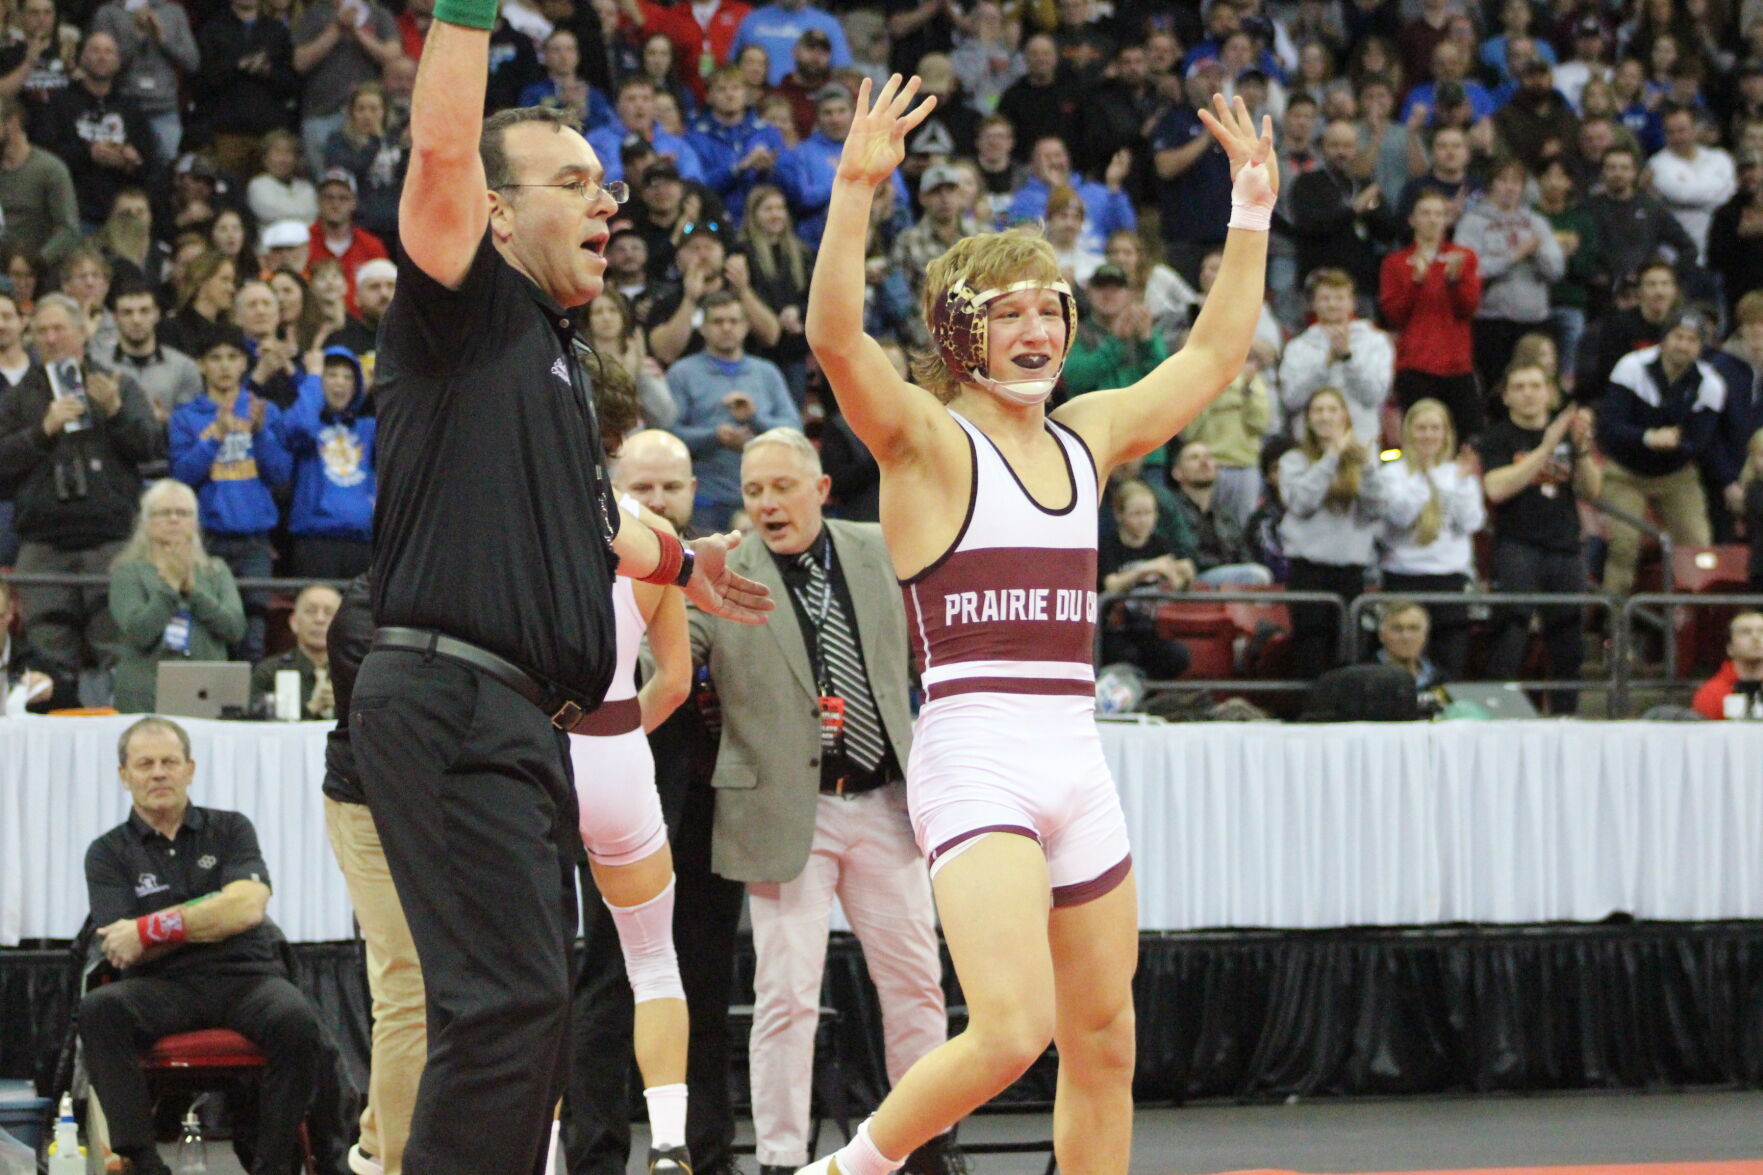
[353,8,771,1175]
[80,716,325,1175]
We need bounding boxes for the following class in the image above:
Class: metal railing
[1622,592,1763,705]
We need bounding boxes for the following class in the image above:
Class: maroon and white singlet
[901,411,1131,906]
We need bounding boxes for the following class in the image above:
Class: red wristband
[136,908,187,949]
[640,528,685,586]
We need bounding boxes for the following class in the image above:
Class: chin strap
[970,352,1067,406]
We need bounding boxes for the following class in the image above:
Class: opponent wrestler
[801,77,1275,1175]
[567,489,696,1175]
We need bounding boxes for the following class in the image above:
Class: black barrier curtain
[7,924,1763,1114]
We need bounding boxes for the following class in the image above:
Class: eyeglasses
[680,219,721,237]
[496,179,630,206]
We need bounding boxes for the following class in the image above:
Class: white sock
[832,1120,903,1175]
[644,1083,689,1151]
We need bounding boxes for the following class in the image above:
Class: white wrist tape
[1227,160,1276,232]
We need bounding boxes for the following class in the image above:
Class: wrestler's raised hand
[835,74,937,188]
[1197,92,1277,198]
[684,531,775,624]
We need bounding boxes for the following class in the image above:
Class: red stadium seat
[1670,545,1753,676]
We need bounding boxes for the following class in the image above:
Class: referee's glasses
[497,178,630,206]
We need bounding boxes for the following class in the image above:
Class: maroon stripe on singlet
[923,676,1096,702]
[1051,853,1133,908]
[569,696,642,737]
[929,824,1042,866]
[907,546,1099,669]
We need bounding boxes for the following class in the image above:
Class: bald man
[565,437,746,1175]
[615,430,697,533]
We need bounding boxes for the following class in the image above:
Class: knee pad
[606,877,685,1005]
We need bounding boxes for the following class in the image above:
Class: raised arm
[803,75,946,465]
[1054,94,1276,471]
[398,10,494,289]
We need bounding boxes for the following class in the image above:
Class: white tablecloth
[4,716,1761,944]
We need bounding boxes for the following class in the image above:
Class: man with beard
[771,27,834,141]
[1584,144,1697,300]
[1495,60,1580,175]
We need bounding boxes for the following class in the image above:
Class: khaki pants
[325,797,427,1175]
[1600,461,1711,596]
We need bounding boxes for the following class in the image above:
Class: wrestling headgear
[930,278,1078,405]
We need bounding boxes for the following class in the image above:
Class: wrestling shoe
[902,1132,969,1175]
[347,1143,385,1175]
[649,1144,694,1175]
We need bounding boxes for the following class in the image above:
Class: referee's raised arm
[399,12,493,289]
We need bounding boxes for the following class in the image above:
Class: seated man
[80,716,324,1175]
[1373,597,1446,694]
[1692,610,1763,720]
[251,583,343,720]
[1167,441,1274,586]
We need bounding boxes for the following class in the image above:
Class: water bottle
[175,1106,207,1175]
[46,1094,83,1174]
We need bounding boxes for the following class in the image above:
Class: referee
[350,8,772,1173]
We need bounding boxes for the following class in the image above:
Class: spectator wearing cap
[997,33,1082,166]
[1454,157,1565,393]
[1553,17,1612,113]
[628,158,696,283]
[649,220,781,364]
[1494,61,1581,176]
[278,345,374,577]
[247,130,321,227]
[771,27,837,142]
[1381,190,1483,440]
[1584,144,1697,310]
[353,256,395,336]
[1649,106,1737,267]
[291,0,401,173]
[168,324,293,664]
[728,0,849,88]
[1596,306,1723,596]
[308,166,388,313]
[1061,263,1168,401]
[259,217,313,277]
[191,0,299,182]
[0,93,81,268]
[586,75,707,187]
[664,289,798,530]
[37,32,157,233]
[689,64,785,228]
[1401,42,1495,125]
[776,80,906,245]
[889,163,977,300]
[1007,135,1136,259]
[322,80,405,246]
[89,0,197,165]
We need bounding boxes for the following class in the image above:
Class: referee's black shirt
[371,231,620,702]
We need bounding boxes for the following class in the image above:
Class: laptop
[157,661,252,719]
[1445,681,1541,720]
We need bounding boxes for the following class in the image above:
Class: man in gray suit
[689,428,952,1175]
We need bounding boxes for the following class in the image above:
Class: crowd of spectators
[0,0,1760,717]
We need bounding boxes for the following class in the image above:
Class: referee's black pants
[565,768,745,1173]
[351,648,581,1175]
[79,972,321,1174]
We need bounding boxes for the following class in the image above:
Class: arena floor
[159,1088,1763,1174]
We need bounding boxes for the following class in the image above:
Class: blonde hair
[1298,387,1363,510]
[910,227,1064,403]
[113,480,218,570]
[1400,398,1457,546]
[736,184,809,291]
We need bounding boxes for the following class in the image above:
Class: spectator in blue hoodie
[168,325,294,664]
[776,81,906,244]
[279,346,374,578]
[688,65,786,229]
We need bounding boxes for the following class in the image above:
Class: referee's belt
[373,627,600,733]
[820,764,896,797]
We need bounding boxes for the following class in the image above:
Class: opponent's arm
[636,585,692,732]
[804,75,943,465]
[1054,95,1276,474]
[398,7,494,289]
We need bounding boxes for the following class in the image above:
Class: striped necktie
[795,546,887,772]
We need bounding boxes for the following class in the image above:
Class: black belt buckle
[551,700,584,731]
